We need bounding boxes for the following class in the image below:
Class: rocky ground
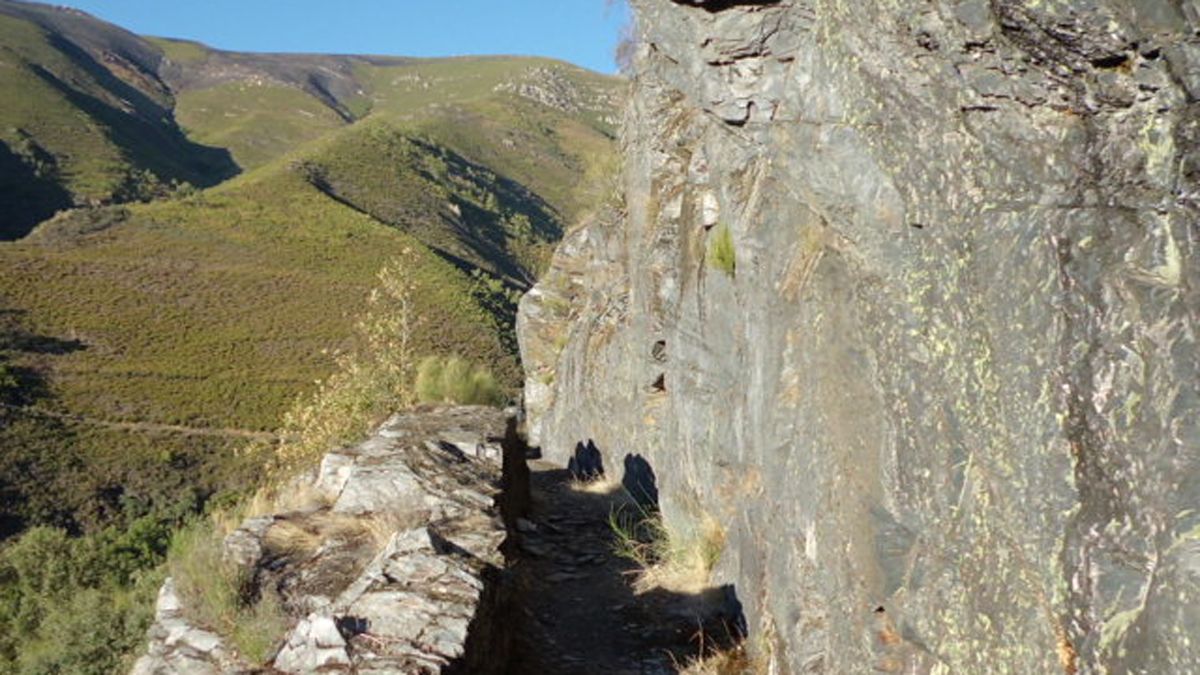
[131,406,741,674]
[506,464,743,675]
[134,406,516,675]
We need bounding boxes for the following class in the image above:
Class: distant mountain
[0,0,619,236]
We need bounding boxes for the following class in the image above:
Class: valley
[0,1,619,670]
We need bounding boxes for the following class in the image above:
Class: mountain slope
[0,1,620,536]
[0,4,237,238]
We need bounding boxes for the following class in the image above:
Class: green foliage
[709,225,736,278]
[168,520,289,664]
[174,82,346,171]
[415,355,506,407]
[0,510,179,674]
[0,359,17,403]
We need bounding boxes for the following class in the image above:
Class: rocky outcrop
[520,1,1199,672]
[133,406,520,674]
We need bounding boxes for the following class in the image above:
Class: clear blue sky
[53,0,631,74]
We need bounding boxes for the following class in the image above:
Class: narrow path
[505,463,741,675]
[1,403,282,441]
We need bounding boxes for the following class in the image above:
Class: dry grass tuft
[569,473,626,496]
[263,507,426,558]
[263,511,367,557]
[609,503,727,595]
[677,644,763,675]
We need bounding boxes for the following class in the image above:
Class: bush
[277,256,422,473]
[415,355,506,406]
[709,225,736,278]
[0,516,173,674]
[169,519,289,665]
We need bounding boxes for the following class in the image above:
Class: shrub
[276,255,422,473]
[708,225,736,278]
[415,355,506,406]
[169,519,289,665]
[0,519,171,674]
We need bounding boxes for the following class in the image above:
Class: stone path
[505,464,741,675]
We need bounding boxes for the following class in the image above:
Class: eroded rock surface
[520,1,1199,672]
[133,406,515,674]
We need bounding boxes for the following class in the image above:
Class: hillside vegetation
[0,1,620,670]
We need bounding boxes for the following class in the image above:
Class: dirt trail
[505,463,742,675]
[2,403,281,441]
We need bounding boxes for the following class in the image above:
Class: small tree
[277,253,423,472]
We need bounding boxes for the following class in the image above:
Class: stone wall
[133,406,522,674]
[518,1,1200,671]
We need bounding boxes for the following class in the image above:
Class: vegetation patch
[677,644,764,675]
[0,513,183,674]
[415,355,506,407]
[709,225,737,278]
[169,519,290,665]
[609,501,727,595]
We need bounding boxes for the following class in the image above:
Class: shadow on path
[505,457,744,674]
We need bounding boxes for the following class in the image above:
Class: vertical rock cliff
[518,1,1200,671]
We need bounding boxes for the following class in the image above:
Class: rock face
[519,1,1200,672]
[133,406,519,674]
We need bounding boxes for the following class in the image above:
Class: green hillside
[0,11,236,238]
[0,100,617,533]
[0,1,619,670]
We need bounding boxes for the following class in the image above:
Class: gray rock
[129,579,244,675]
[273,614,351,674]
[133,406,516,675]
[519,1,1200,672]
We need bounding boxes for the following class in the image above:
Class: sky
[52,0,631,74]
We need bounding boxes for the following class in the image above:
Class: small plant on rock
[708,225,736,278]
[169,518,290,665]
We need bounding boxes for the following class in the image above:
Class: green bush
[169,519,289,665]
[708,225,736,278]
[415,355,506,406]
[0,515,173,674]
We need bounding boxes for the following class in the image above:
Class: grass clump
[708,225,736,278]
[168,519,289,665]
[415,355,506,407]
[678,645,764,675]
[608,502,726,595]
